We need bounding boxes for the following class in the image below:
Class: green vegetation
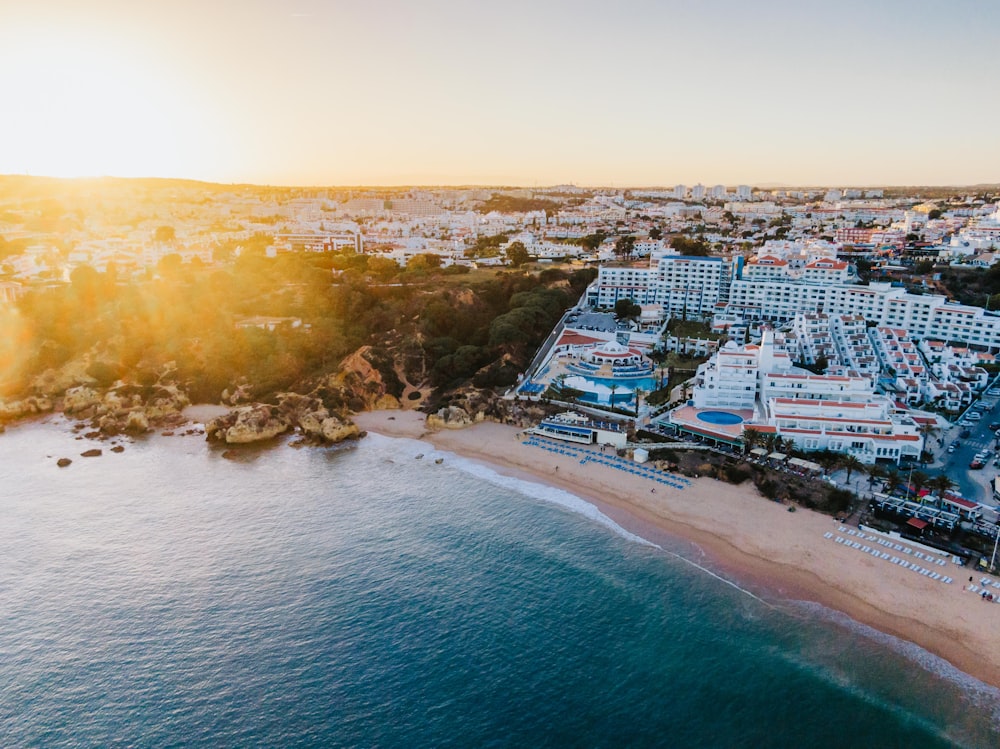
[476,194,561,214]
[938,265,1000,308]
[669,236,711,256]
[506,241,530,268]
[666,319,719,340]
[2,252,595,406]
[465,233,509,259]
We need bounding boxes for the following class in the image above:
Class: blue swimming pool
[696,410,744,425]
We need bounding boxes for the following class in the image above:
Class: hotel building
[684,331,923,464]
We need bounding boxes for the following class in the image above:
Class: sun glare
[0,30,196,179]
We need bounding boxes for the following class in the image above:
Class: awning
[907,517,928,530]
[749,447,768,457]
[767,452,787,461]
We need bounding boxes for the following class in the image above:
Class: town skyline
[2,0,998,187]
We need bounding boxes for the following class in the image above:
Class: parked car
[989,422,1000,431]
[960,429,972,438]
[970,460,985,469]
[968,412,982,420]
[947,445,956,453]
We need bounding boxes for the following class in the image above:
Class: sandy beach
[355,410,1000,689]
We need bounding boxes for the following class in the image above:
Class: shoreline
[354,410,1000,690]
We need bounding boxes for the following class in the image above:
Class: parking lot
[932,386,1000,505]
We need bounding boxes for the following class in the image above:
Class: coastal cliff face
[0,374,190,437]
[425,390,555,431]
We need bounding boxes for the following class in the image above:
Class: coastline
[354,410,1000,690]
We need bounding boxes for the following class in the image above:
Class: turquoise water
[696,410,745,425]
[1,418,999,747]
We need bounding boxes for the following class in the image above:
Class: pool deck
[667,406,756,443]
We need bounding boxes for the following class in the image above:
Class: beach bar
[533,411,628,448]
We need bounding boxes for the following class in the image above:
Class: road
[926,395,1000,505]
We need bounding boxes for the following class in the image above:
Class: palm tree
[634,387,645,419]
[918,421,940,446]
[812,450,841,476]
[910,470,929,500]
[841,454,864,484]
[609,383,618,408]
[928,474,955,498]
[781,437,797,457]
[865,463,886,489]
[885,471,903,496]
[742,427,764,456]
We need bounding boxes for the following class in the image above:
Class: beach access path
[354,410,1000,690]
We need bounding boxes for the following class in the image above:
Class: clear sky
[1,0,997,187]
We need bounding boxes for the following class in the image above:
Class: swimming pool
[696,410,744,425]
[561,374,662,406]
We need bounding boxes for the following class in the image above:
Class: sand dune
[355,410,1000,689]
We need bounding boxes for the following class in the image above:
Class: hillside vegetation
[1,252,595,417]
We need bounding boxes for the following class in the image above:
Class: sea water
[1,418,999,748]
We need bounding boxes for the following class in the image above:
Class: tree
[928,474,954,498]
[406,253,443,273]
[670,236,710,256]
[580,231,607,252]
[614,299,640,320]
[614,235,635,259]
[506,241,530,268]
[742,427,764,455]
[865,463,886,488]
[154,225,176,243]
[884,470,903,497]
[649,227,662,240]
[367,256,400,280]
[910,470,929,500]
[841,453,863,483]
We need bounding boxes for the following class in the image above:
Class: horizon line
[1,173,999,192]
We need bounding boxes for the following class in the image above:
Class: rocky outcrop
[205,404,292,444]
[427,406,480,430]
[63,386,102,415]
[0,396,54,423]
[205,394,362,446]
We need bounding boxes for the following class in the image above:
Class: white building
[687,331,923,464]
[588,252,741,318]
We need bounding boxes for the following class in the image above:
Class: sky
[0,0,998,187]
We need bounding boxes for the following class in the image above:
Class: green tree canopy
[506,241,530,268]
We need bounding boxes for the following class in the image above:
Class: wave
[362,432,771,607]
[792,599,1000,728]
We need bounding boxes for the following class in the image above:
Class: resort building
[587,251,742,318]
[677,331,923,464]
[724,281,1000,351]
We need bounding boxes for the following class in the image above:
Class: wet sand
[354,410,1000,689]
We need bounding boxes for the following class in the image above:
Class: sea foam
[364,432,771,606]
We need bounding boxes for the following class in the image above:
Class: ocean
[1,418,999,748]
